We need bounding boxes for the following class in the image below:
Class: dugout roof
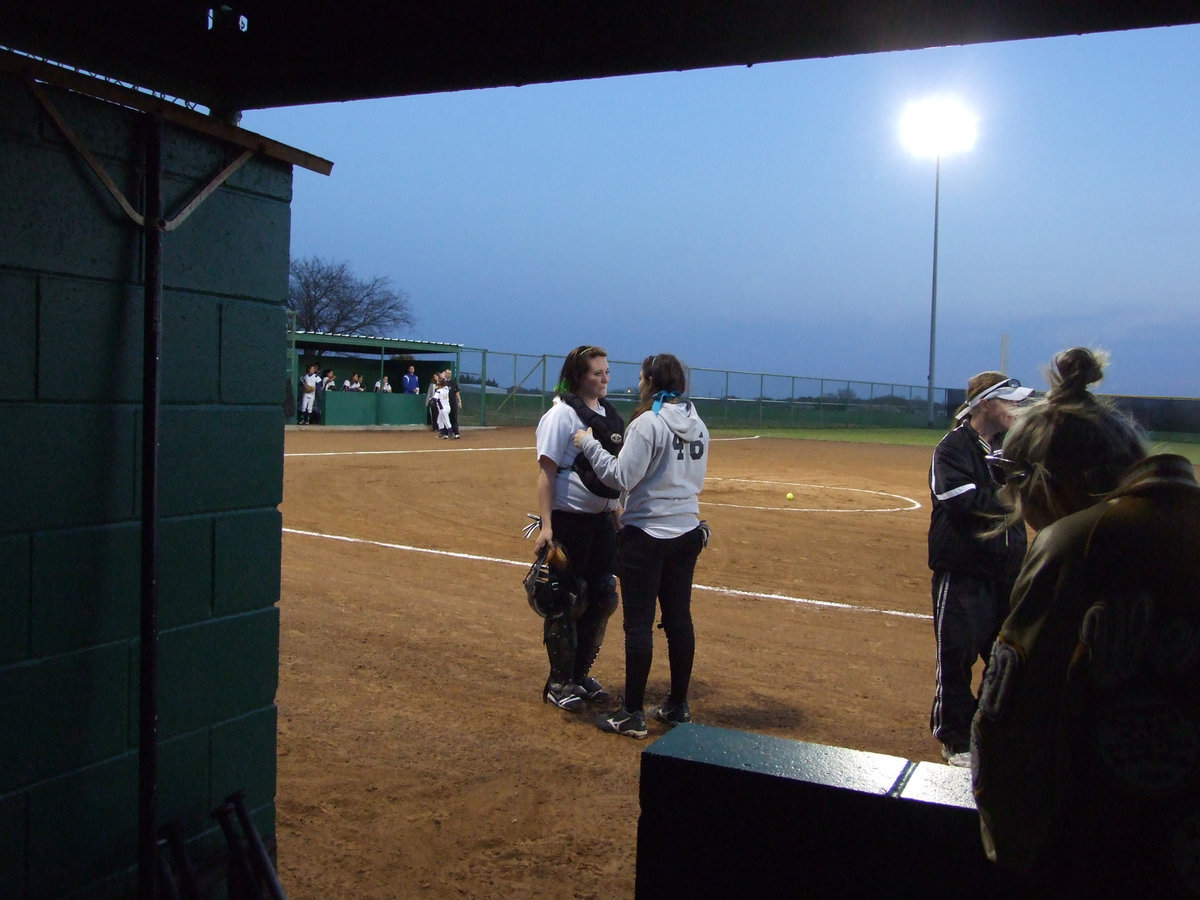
[292,332,461,358]
[4,1,1200,114]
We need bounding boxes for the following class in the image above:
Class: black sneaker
[650,697,691,727]
[595,707,648,739]
[575,676,616,705]
[543,679,584,712]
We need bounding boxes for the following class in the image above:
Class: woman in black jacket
[927,370,1032,765]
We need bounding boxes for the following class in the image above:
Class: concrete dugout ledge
[637,724,1024,898]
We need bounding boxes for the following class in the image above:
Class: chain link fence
[454,349,949,430]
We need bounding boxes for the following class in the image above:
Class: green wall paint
[1,73,291,898]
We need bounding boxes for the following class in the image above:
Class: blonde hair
[999,347,1147,527]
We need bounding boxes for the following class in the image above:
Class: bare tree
[288,256,415,335]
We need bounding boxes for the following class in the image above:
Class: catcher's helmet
[524,543,576,618]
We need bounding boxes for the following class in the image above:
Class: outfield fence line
[455,348,1200,439]
[288,334,1200,438]
[457,349,950,431]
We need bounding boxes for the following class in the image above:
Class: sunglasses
[985,451,1032,487]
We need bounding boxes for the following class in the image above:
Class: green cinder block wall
[0,74,290,898]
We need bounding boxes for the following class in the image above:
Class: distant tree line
[287,256,414,336]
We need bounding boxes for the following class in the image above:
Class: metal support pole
[480,350,488,427]
[926,155,941,427]
[138,113,164,900]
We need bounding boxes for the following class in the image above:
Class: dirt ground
[275,426,943,898]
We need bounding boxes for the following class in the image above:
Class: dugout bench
[637,725,1030,898]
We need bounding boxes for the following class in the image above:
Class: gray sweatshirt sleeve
[579,418,655,492]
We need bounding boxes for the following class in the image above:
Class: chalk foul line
[285,434,758,459]
[283,527,931,622]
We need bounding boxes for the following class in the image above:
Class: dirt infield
[276,426,943,898]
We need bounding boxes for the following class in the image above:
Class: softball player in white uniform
[298,364,320,424]
[532,346,623,712]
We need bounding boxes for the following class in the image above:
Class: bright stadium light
[900,96,979,159]
[900,96,979,426]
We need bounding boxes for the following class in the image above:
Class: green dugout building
[289,331,462,428]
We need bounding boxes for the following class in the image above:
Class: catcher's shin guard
[573,575,619,682]
[544,614,578,685]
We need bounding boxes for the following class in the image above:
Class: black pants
[544,510,617,683]
[617,525,705,712]
[930,570,1013,748]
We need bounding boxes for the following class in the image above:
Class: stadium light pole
[900,97,979,426]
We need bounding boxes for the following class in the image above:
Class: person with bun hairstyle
[972,347,1200,897]
[574,353,709,739]
[928,370,1034,765]
[532,346,624,712]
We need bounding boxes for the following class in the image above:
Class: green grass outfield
[714,427,1200,465]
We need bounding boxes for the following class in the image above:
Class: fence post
[480,350,488,427]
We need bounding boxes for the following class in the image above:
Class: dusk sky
[243,24,1199,398]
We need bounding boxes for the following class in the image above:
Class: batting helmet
[524,542,576,618]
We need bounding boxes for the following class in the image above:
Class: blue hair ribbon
[651,390,680,414]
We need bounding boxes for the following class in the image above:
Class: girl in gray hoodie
[575,353,709,738]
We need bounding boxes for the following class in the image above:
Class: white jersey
[299,371,320,413]
[434,385,451,429]
[578,400,707,538]
[535,397,619,514]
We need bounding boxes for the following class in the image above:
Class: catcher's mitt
[523,541,572,618]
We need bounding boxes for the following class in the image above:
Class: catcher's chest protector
[560,393,625,499]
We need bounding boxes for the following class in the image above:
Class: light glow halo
[899,96,979,158]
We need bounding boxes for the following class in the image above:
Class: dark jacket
[972,455,1200,897]
[928,422,1026,577]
